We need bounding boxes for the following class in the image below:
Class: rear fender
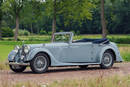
[99,46,122,63]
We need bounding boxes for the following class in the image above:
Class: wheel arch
[34,51,51,66]
[99,47,117,63]
[104,49,116,61]
[26,48,54,66]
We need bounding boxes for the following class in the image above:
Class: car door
[64,42,94,63]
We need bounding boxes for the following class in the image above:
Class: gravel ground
[0,62,130,85]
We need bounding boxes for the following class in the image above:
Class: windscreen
[53,34,71,43]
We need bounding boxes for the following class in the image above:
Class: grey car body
[8,32,123,73]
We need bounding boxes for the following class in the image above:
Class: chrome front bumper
[9,62,30,66]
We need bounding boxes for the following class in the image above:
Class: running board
[51,62,100,67]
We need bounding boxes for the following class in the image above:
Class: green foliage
[105,0,130,34]
[60,0,95,24]
[119,47,130,61]
[2,0,25,18]
[40,30,47,35]
[0,0,3,40]
[1,27,14,37]
[70,30,80,35]
[123,53,130,61]
[0,0,3,20]
[18,29,30,36]
[109,38,130,44]
[0,0,129,36]
[21,0,44,32]
[48,31,52,35]
[76,30,80,35]
[45,0,95,26]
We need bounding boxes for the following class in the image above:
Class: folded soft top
[74,38,109,44]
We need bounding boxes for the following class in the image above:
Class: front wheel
[30,53,49,74]
[100,50,114,69]
[9,65,26,73]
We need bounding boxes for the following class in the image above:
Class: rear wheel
[100,50,114,69]
[30,53,49,74]
[9,65,26,73]
[79,65,88,69]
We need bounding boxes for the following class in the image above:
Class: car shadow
[47,66,119,73]
[9,66,120,74]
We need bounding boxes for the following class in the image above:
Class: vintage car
[8,32,123,73]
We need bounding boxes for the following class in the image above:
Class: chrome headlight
[14,45,20,53]
[24,45,30,54]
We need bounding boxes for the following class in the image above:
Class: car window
[53,34,70,43]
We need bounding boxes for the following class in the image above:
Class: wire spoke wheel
[30,53,49,73]
[100,50,114,69]
[103,53,112,66]
[34,56,47,71]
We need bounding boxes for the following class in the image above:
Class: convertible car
[8,32,123,73]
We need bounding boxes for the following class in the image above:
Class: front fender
[25,48,59,66]
[8,50,16,61]
[99,45,123,63]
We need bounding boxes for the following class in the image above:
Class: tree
[51,0,56,41]
[0,0,3,40]
[1,0,129,36]
[2,0,25,41]
[44,0,57,41]
[106,0,130,34]
[101,0,107,38]
[21,0,43,34]
[45,0,95,41]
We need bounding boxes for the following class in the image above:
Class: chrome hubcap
[103,53,112,66]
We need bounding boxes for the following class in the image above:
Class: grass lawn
[48,76,130,87]
[0,45,13,61]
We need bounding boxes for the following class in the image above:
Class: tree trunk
[51,0,56,42]
[14,15,19,41]
[30,23,33,35]
[101,0,107,38]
